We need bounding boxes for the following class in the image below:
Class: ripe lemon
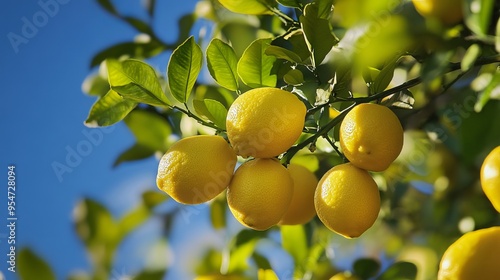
[480,146,500,212]
[156,135,237,204]
[279,164,318,225]
[412,0,463,25]
[437,227,500,280]
[227,158,294,230]
[226,87,306,159]
[314,163,380,238]
[340,103,404,172]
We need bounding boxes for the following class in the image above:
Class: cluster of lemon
[437,146,500,280]
[156,87,406,238]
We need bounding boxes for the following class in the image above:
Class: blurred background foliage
[17,0,500,279]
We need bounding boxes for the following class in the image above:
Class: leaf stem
[172,105,222,131]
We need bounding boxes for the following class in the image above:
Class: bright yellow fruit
[340,103,403,172]
[329,272,361,280]
[226,87,306,159]
[412,0,463,25]
[156,135,237,204]
[279,164,318,225]
[480,146,500,212]
[438,227,500,280]
[218,0,273,15]
[195,274,248,280]
[227,158,294,231]
[315,163,380,238]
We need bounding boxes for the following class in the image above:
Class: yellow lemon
[315,163,380,238]
[195,274,248,280]
[227,158,294,230]
[340,103,404,172]
[279,164,318,225]
[156,135,237,204]
[438,226,500,280]
[412,0,463,25]
[480,146,500,212]
[226,87,307,159]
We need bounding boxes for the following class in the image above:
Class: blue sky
[0,0,215,279]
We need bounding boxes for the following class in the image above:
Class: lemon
[412,0,463,25]
[227,158,294,230]
[340,103,404,172]
[156,135,237,204]
[226,87,306,159]
[314,163,380,238]
[438,227,500,280]
[279,164,318,225]
[480,146,500,212]
[329,272,361,280]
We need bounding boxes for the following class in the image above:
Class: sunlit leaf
[207,38,239,91]
[210,196,227,229]
[316,0,334,19]
[265,45,304,64]
[124,110,172,152]
[142,190,168,209]
[193,85,236,119]
[258,269,279,280]
[82,73,110,96]
[461,44,481,72]
[114,143,155,167]
[168,36,203,103]
[237,38,278,88]
[277,0,301,8]
[281,225,308,269]
[496,17,500,52]
[18,248,56,280]
[204,99,228,130]
[464,0,494,36]
[474,70,500,112]
[218,0,275,15]
[300,3,338,66]
[372,56,400,94]
[107,59,170,106]
[377,261,417,280]
[85,90,137,127]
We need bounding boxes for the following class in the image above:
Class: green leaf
[168,36,203,103]
[123,16,155,35]
[18,248,56,280]
[142,190,168,208]
[377,261,417,280]
[353,258,381,279]
[474,70,500,112]
[229,230,265,273]
[204,99,228,130]
[464,0,495,36]
[96,0,117,15]
[300,3,338,66]
[252,252,272,269]
[281,225,308,269]
[461,44,481,72]
[210,196,227,229]
[237,38,278,88]
[107,59,170,106]
[114,143,155,167]
[91,41,165,68]
[372,56,399,93]
[207,38,239,91]
[316,0,334,19]
[218,0,274,15]
[496,17,500,52]
[175,14,197,46]
[277,0,302,8]
[193,85,236,119]
[265,45,304,64]
[284,68,305,86]
[134,269,167,280]
[82,73,110,96]
[85,90,137,127]
[73,198,117,245]
[124,110,172,152]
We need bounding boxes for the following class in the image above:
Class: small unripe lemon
[227,158,294,231]
[412,0,463,25]
[156,135,237,204]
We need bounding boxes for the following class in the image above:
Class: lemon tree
[21,0,500,279]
